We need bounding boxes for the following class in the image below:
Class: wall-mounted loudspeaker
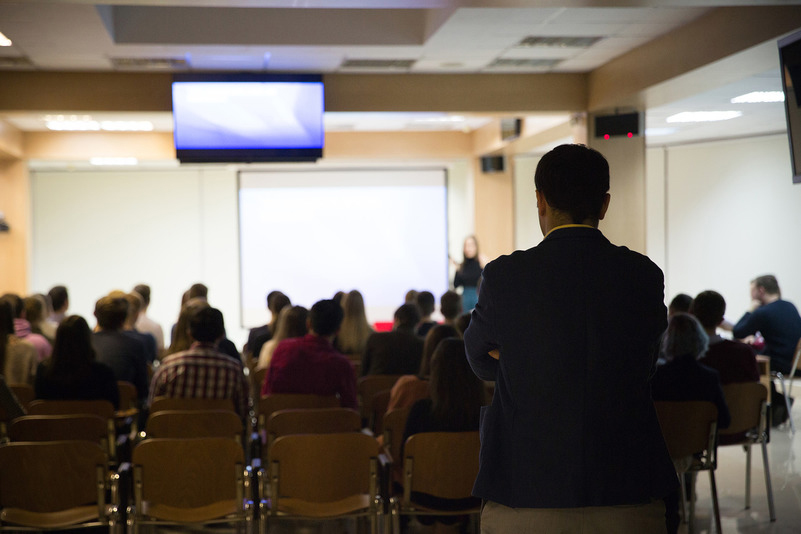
[594,112,641,139]
[481,155,505,173]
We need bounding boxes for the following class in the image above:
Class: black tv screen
[779,30,801,184]
[172,73,324,163]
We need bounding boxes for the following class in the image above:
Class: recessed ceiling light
[666,111,742,123]
[46,120,100,131]
[0,32,12,47]
[730,91,785,104]
[89,157,138,166]
[100,121,154,131]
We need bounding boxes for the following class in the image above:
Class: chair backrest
[0,440,107,517]
[257,394,340,436]
[655,401,718,460]
[149,396,236,415]
[370,389,391,434]
[270,432,378,503]
[8,383,35,409]
[8,414,107,445]
[132,437,245,520]
[27,399,115,419]
[720,382,768,437]
[382,407,411,464]
[146,409,244,440]
[357,375,402,421]
[266,408,361,449]
[117,381,138,411]
[251,367,268,398]
[401,431,480,503]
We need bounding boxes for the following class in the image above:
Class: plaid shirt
[149,342,249,420]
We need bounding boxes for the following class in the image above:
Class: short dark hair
[753,275,780,296]
[94,296,128,330]
[133,284,151,306]
[0,294,23,318]
[188,306,225,343]
[416,291,435,316]
[455,312,471,336]
[668,293,694,315]
[188,283,208,300]
[394,303,421,329]
[690,290,726,329]
[440,290,462,320]
[49,285,69,312]
[534,144,610,224]
[309,299,344,337]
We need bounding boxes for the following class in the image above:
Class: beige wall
[0,159,29,294]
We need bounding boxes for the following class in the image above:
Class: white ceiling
[0,1,795,146]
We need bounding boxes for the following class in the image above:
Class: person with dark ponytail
[0,298,38,386]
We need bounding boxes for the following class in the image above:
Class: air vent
[340,59,416,70]
[0,56,34,68]
[517,36,602,48]
[111,57,188,70]
[487,58,561,69]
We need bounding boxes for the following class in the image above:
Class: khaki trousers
[481,499,667,534]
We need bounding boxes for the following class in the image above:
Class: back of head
[310,299,344,337]
[188,283,208,300]
[342,290,366,318]
[48,285,69,312]
[429,338,483,428]
[51,315,95,371]
[420,324,460,376]
[661,312,709,363]
[440,290,462,321]
[133,284,151,307]
[455,312,471,336]
[753,274,780,296]
[416,291,435,317]
[404,289,418,305]
[394,303,421,331]
[274,305,309,341]
[690,290,726,330]
[94,296,129,331]
[668,293,693,316]
[188,306,225,343]
[534,144,610,224]
[0,294,23,319]
[169,298,210,354]
[24,295,47,324]
[268,292,291,315]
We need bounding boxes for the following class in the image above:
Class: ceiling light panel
[666,111,743,123]
[111,57,188,70]
[340,58,416,70]
[486,58,561,69]
[516,36,602,48]
[731,91,784,104]
[0,31,12,46]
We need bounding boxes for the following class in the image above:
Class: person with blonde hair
[257,305,308,371]
[335,290,373,356]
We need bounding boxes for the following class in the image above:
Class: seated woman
[0,298,38,387]
[34,315,120,409]
[400,338,484,533]
[257,305,308,371]
[335,290,373,357]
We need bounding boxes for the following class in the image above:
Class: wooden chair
[149,396,237,415]
[371,389,391,435]
[7,384,34,410]
[391,431,481,534]
[771,337,801,433]
[357,375,402,426]
[250,367,268,400]
[261,432,382,534]
[116,380,139,437]
[146,409,245,449]
[0,440,118,531]
[655,401,720,534]
[27,399,118,461]
[720,382,776,521]
[265,407,361,452]
[8,414,108,450]
[381,407,411,474]
[256,394,339,442]
[128,437,253,533]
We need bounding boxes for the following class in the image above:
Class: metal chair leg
[778,375,796,434]
[709,469,722,534]
[745,443,752,509]
[761,441,776,522]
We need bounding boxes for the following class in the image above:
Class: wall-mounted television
[778,30,801,184]
[172,73,324,163]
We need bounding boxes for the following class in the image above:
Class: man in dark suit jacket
[465,144,678,533]
[361,304,423,376]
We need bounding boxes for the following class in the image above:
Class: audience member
[332,290,346,306]
[150,306,249,421]
[109,290,157,365]
[168,296,240,363]
[404,289,418,305]
[386,324,459,413]
[257,305,308,371]
[464,144,677,532]
[262,299,357,410]
[361,304,423,376]
[47,285,69,326]
[668,293,693,317]
[454,312,471,337]
[24,294,54,344]
[439,290,462,328]
[335,290,373,356]
[452,235,487,313]
[401,338,483,532]
[0,298,38,386]
[415,291,437,338]
[692,290,760,384]
[246,291,290,364]
[34,315,119,408]
[92,295,149,404]
[133,283,165,356]
[731,274,801,375]
[1,293,52,362]
[188,282,208,300]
